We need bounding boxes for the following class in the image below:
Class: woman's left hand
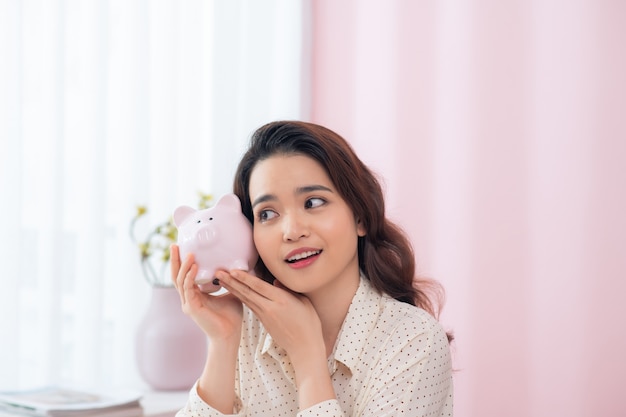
[218,270,337,409]
[216,270,326,366]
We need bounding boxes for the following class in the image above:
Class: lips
[285,248,322,263]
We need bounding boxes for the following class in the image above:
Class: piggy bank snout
[193,225,216,244]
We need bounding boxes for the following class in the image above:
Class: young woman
[171,121,453,416]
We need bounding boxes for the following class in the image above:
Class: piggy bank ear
[216,193,243,212]
[173,206,196,227]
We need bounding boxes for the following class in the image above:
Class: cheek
[253,228,274,262]
[323,212,359,236]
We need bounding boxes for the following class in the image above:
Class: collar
[332,276,382,374]
[260,276,383,380]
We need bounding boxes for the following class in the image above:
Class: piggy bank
[173,193,258,293]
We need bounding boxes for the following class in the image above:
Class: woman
[171,121,453,416]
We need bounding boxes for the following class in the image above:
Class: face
[248,154,366,297]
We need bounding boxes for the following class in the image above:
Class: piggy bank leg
[231,260,250,272]
[194,269,214,285]
[198,280,223,294]
[195,270,223,294]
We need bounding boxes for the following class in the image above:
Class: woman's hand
[171,245,243,413]
[170,244,243,343]
[216,270,325,368]
[218,270,335,409]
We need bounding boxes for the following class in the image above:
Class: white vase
[135,286,208,391]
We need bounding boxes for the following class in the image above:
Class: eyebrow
[251,184,333,209]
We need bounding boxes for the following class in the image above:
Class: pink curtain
[310,1,626,416]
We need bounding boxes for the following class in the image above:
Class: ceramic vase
[135,286,208,391]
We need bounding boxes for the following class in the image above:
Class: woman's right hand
[170,244,243,343]
[171,245,242,412]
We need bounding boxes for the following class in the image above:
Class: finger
[216,271,266,312]
[273,279,287,291]
[229,270,278,300]
[170,244,187,306]
[219,270,285,315]
[273,279,303,299]
[183,262,198,292]
[176,253,196,305]
[182,263,199,308]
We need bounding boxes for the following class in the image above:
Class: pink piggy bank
[173,193,258,293]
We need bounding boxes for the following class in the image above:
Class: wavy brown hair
[233,121,449,326]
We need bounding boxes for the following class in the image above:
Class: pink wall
[310,1,626,416]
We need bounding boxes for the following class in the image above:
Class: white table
[141,391,189,417]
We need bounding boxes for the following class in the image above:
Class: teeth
[287,250,321,262]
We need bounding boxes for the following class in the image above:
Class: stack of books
[0,387,143,417]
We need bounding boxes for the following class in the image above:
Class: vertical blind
[0,0,310,389]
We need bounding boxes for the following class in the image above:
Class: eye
[257,209,278,223]
[305,197,325,209]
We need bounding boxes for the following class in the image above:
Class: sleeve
[176,309,253,417]
[174,381,245,417]
[359,318,453,417]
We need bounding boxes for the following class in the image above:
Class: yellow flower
[139,242,151,258]
[164,223,177,241]
[198,192,213,209]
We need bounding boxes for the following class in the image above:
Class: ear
[356,218,366,237]
[172,206,196,227]
[216,193,243,212]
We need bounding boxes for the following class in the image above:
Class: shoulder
[351,276,447,347]
[376,295,450,357]
[380,296,441,335]
[349,276,450,352]
[343,290,452,399]
[380,295,440,332]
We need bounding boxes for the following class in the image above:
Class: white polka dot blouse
[176,276,453,416]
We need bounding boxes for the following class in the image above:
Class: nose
[282,212,309,242]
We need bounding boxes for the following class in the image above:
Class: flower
[130,192,213,286]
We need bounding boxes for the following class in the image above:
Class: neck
[307,275,360,356]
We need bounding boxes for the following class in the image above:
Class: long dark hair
[233,121,447,322]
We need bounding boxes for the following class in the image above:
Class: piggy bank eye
[196,220,201,223]
[209,217,213,221]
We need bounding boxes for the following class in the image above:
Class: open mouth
[285,250,322,263]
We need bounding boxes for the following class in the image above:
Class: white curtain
[0,0,310,389]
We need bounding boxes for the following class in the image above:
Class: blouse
[176,276,453,416]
